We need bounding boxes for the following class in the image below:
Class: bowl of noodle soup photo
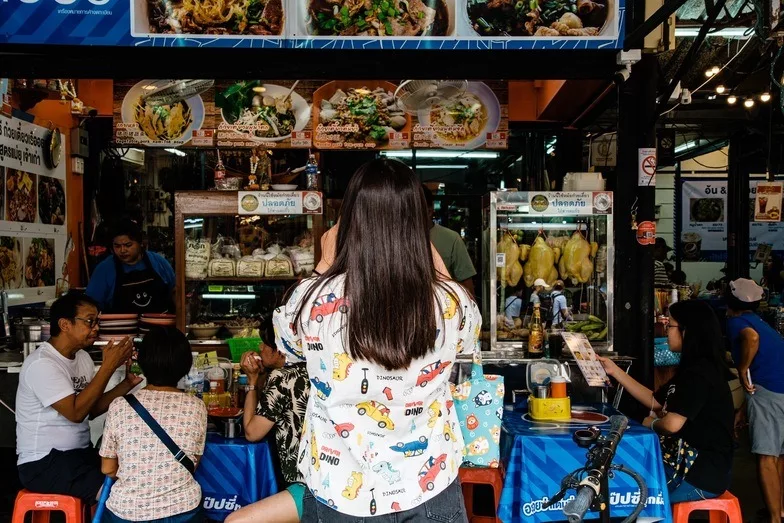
[415,81,500,150]
[131,0,284,37]
[120,80,205,147]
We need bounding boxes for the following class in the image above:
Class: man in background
[654,238,672,287]
[422,186,477,296]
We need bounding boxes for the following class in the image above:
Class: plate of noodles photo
[120,80,205,147]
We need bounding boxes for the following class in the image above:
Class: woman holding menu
[599,300,734,504]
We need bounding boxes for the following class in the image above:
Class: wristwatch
[245,385,256,392]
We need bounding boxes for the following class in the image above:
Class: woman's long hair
[670,300,732,378]
[294,159,450,371]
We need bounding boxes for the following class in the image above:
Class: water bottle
[305,153,319,190]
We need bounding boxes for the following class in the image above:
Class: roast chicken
[558,231,599,284]
[522,236,559,287]
[497,233,523,287]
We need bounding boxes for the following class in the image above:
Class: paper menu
[561,332,611,387]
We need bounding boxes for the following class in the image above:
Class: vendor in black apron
[86,218,175,314]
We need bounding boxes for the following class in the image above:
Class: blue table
[195,433,279,521]
[498,404,672,523]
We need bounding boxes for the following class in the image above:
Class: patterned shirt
[257,363,310,484]
[100,390,207,521]
[273,275,481,517]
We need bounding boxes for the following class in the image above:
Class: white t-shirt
[274,276,482,517]
[16,342,96,465]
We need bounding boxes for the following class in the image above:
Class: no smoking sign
[638,148,657,186]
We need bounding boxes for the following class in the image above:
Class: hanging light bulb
[716,85,726,94]
[744,98,755,108]
[761,92,772,102]
[727,95,738,104]
[705,69,715,78]
[711,66,720,75]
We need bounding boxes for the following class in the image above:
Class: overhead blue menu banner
[0,0,623,49]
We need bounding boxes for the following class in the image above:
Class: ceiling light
[761,92,772,102]
[164,148,186,157]
[708,94,717,100]
[716,85,726,94]
[704,69,715,78]
[727,95,737,105]
[744,98,755,108]
[711,66,720,75]
[381,151,500,159]
[674,140,702,154]
[674,27,751,38]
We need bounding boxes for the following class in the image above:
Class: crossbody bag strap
[123,395,195,475]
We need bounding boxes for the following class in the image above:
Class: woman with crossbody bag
[100,327,207,522]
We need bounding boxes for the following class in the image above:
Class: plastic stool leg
[31,512,52,523]
[672,504,693,523]
[709,511,728,523]
[462,481,475,518]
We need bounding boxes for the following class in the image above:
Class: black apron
[110,252,173,314]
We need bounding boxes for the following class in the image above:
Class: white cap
[730,278,764,303]
[533,278,551,288]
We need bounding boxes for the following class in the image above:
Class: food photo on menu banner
[128,0,616,39]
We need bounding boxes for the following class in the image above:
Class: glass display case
[482,191,614,352]
[174,191,325,335]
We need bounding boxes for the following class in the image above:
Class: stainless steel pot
[22,341,39,359]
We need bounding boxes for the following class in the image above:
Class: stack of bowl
[139,313,176,335]
[98,314,138,342]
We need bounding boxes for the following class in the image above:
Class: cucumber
[580,323,603,333]
[587,315,605,324]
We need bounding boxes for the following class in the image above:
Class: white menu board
[562,332,610,387]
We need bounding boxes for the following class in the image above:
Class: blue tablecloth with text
[195,434,279,521]
[498,404,672,523]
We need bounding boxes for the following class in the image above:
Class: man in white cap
[727,278,784,523]
[503,279,550,328]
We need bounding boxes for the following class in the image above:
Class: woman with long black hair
[600,300,734,503]
[272,158,480,522]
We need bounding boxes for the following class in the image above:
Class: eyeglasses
[74,317,99,329]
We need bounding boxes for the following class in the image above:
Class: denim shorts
[301,478,467,522]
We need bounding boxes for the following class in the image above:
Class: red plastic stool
[672,491,743,523]
[12,490,86,523]
[459,465,505,523]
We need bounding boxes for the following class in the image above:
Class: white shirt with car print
[273,275,481,517]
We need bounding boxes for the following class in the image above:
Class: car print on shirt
[357,400,395,430]
[313,489,337,510]
[342,471,363,500]
[442,293,458,320]
[372,461,401,484]
[417,360,451,387]
[311,377,332,400]
[443,422,457,442]
[311,433,320,471]
[427,401,442,428]
[333,352,353,381]
[310,294,348,323]
[281,338,303,359]
[389,436,428,457]
[332,421,355,439]
[418,454,448,492]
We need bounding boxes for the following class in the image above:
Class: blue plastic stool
[92,476,115,523]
